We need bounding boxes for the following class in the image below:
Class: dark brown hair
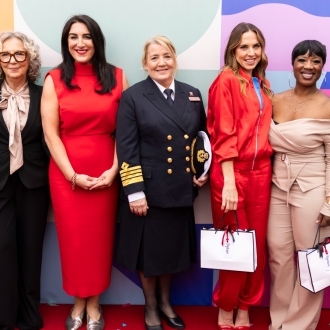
[58,14,116,94]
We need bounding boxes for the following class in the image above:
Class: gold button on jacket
[167,169,172,174]
[186,146,190,151]
[167,158,172,163]
[186,168,191,172]
[167,135,172,140]
[184,134,189,139]
[167,147,172,152]
[185,157,190,162]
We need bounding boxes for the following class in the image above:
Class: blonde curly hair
[0,31,41,83]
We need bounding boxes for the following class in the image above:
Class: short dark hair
[58,14,116,94]
[291,40,327,66]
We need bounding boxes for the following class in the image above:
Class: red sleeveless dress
[48,63,122,297]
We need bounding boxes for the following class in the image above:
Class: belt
[234,158,270,171]
[274,152,324,206]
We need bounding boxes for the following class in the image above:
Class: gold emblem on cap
[168,169,172,174]
[167,135,172,140]
[197,150,209,163]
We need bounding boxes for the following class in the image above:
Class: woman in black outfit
[116,35,208,330]
[0,31,49,330]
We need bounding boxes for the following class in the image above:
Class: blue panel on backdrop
[170,225,213,306]
[222,0,330,17]
[320,72,330,89]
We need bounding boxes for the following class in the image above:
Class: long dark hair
[223,22,272,99]
[58,14,116,94]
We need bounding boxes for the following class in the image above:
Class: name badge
[189,97,201,101]
[323,251,330,271]
[222,234,234,258]
[188,92,200,102]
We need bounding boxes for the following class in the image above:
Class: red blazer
[207,68,273,164]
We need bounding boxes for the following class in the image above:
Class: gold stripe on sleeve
[122,176,144,187]
[120,162,144,186]
[120,168,142,179]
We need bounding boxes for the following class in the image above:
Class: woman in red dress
[41,15,128,330]
[207,23,273,329]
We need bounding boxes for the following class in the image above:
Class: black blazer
[116,76,206,208]
[0,82,49,191]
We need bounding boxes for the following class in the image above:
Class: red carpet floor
[34,304,330,330]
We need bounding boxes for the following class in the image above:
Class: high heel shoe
[158,308,185,329]
[86,306,105,330]
[144,308,164,330]
[218,326,235,330]
[145,322,164,330]
[65,306,84,330]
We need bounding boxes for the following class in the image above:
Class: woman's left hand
[193,174,209,188]
[89,168,117,190]
[316,213,330,227]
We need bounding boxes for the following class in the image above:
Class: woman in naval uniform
[116,35,208,330]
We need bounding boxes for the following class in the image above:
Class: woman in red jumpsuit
[207,22,273,330]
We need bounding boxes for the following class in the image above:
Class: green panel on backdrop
[176,70,219,106]
[39,67,219,107]
[18,0,220,84]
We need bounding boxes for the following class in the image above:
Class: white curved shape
[14,0,62,67]
[177,0,222,70]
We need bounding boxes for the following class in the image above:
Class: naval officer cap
[191,131,212,179]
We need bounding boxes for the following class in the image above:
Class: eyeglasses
[0,51,27,63]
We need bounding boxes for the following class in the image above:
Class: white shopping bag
[298,238,330,293]
[200,212,257,272]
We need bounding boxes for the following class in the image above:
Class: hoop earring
[288,71,295,89]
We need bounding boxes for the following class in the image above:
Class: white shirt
[152,78,175,101]
[128,78,175,203]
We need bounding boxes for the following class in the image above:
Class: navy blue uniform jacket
[116,76,206,208]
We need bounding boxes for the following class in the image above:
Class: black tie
[164,88,174,106]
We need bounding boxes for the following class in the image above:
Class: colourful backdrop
[2,0,330,307]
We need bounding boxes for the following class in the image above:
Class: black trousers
[0,173,49,330]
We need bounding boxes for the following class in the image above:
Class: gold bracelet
[71,173,77,190]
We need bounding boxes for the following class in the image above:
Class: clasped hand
[74,168,117,190]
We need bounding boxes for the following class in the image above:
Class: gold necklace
[291,89,319,112]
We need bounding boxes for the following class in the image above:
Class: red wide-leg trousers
[210,159,272,311]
